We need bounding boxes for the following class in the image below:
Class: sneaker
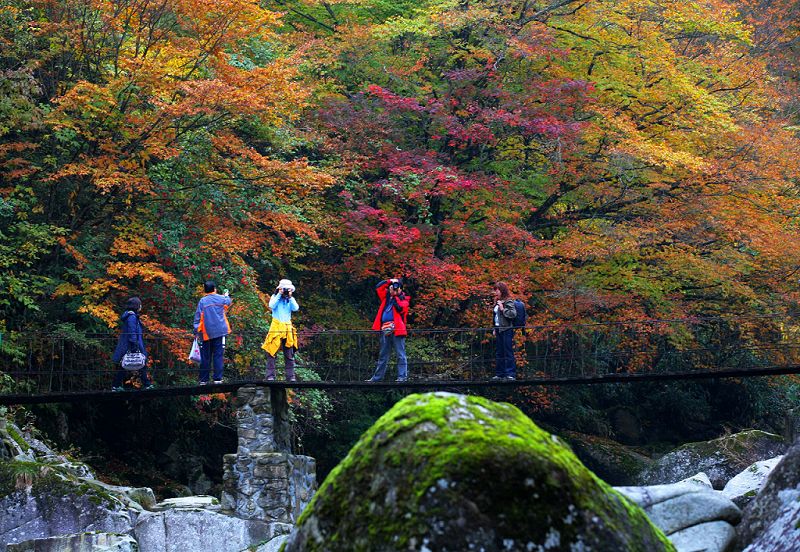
[364,378,379,382]
[287,376,297,382]
[506,376,516,381]
[143,384,156,390]
[265,375,276,382]
[213,380,223,385]
[199,381,208,386]
[491,376,503,381]
[111,386,124,392]
[395,378,408,382]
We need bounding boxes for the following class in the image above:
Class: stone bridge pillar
[221,386,316,523]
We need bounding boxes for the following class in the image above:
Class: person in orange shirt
[193,280,232,384]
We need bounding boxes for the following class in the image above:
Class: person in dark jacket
[492,282,517,380]
[111,297,152,391]
[366,278,411,382]
[193,280,232,384]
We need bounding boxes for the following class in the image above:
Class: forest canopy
[1,0,800,343]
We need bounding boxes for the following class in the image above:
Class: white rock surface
[134,509,286,552]
[721,456,782,508]
[153,495,220,511]
[248,534,289,552]
[615,476,711,509]
[668,521,736,552]
[646,491,741,535]
[679,472,712,489]
[7,531,137,552]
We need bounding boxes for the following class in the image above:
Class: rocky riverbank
[1,391,798,551]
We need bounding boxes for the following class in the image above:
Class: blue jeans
[371,334,407,381]
[495,329,515,378]
[200,336,225,383]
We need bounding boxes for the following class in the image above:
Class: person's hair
[125,297,142,312]
[204,280,216,293]
[494,282,511,299]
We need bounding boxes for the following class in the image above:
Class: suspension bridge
[1,316,799,405]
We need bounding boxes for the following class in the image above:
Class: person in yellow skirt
[261,279,299,381]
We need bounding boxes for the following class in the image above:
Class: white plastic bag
[188,338,202,363]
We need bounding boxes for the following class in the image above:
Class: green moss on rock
[286,392,674,552]
[5,425,31,452]
[0,459,118,509]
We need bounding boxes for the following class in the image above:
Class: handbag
[188,338,202,363]
[121,351,147,371]
[381,321,395,336]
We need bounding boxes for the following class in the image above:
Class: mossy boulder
[562,431,653,486]
[284,392,674,552]
[636,430,787,489]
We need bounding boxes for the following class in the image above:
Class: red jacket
[372,280,410,337]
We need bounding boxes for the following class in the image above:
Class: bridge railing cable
[1,315,799,396]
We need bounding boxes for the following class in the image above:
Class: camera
[390,282,401,290]
[281,288,291,296]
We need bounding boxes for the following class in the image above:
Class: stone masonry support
[221,386,316,523]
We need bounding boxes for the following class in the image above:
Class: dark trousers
[200,336,225,383]
[112,366,150,388]
[265,339,296,380]
[495,329,516,378]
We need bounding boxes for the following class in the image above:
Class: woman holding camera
[261,279,299,381]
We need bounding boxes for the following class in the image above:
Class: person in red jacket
[366,278,410,382]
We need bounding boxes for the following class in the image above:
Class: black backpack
[512,299,527,329]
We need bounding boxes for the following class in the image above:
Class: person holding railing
[492,282,517,380]
[193,281,232,385]
[111,297,153,391]
[366,278,410,382]
[261,279,299,382]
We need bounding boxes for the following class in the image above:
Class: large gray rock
[134,509,289,552]
[669,521,737,552]
[721,456,782,508]
[7,532,137,552]
[637,430,787,489]
[0,463,136,552]
[741,499,800,552]
[285,392,675,552]
[0,420,153,552]
[736,439,800,551]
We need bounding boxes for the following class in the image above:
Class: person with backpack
[366,278,411,382]
[492,282,518,380]
[111,297,153,391]
[193,280,232,385]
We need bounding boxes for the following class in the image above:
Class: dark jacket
[372,280,410,337]
[112,311,146,363]
[494,299,517,332]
